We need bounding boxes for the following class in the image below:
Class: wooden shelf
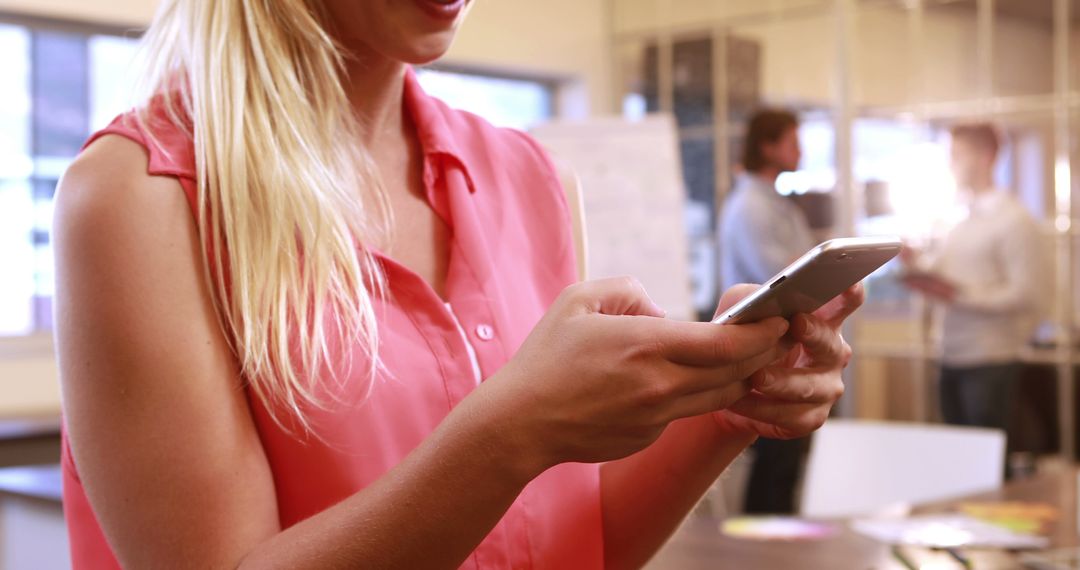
[854,342,1080,366]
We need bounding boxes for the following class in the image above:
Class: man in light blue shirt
[719,109,816,514]
[720,117,816,291]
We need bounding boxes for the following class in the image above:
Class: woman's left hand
[711,283,864,440]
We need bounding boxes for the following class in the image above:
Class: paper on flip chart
[531,115,694,321]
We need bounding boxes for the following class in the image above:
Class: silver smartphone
[712,237,902,325]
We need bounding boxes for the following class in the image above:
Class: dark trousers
[939,362,1020,431]
[743,436,808,514]
[940,362,1020,478]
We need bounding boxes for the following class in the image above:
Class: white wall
[613,0,825,36]
[0,339,60,417]
[0,0,155,26]
[448,0,612,116]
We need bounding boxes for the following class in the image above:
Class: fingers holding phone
[480,277,794,469]
[709,257,867,441]
[714,283,762,317]
[713,312,855,440]
[814,283,866,329]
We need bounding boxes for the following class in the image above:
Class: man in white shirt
[719,109,817,513]
[903,123,1044,435]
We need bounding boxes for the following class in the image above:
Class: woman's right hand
[478,277,791,472]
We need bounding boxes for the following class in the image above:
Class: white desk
[0,464,68,570]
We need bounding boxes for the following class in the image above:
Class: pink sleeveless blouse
[61,68,603,569]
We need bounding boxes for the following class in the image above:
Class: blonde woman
[54,1,859,568]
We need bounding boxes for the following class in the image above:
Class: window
[0,21,140,336]
[415,68,554,131]
[775,116,837,197]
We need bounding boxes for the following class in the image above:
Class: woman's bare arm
[600,416,756,569]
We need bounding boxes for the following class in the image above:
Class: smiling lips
[415,0,466,22]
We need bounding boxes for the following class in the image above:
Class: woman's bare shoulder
[57,134,191,234]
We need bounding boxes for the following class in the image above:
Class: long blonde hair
[135,0,389,430]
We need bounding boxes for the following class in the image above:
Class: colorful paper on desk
[852,515,1049,549]
[958,501,1060,534]
[720,517,838,541]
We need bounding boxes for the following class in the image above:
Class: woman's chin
[394,36,456,66]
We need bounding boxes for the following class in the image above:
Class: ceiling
[864,0,1080,28]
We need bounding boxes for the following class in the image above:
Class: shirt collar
[402,67,477,193]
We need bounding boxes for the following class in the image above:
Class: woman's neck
[340,47,409,146]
